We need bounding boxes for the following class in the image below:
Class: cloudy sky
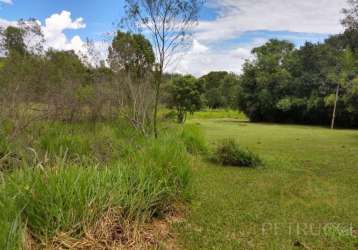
[0,0,349,76]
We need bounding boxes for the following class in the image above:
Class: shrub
[181,124,207,154]
[212,139,261,167]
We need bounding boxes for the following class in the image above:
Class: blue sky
[0,0,125,39]
[0,0,348,76]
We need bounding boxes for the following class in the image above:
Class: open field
[175,118,358,249]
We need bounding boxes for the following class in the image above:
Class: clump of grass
[212,138,261,167]
[0,128,22,171]
[33,121,142,165]
[37,123,92,160]
[0,187,25,250]
[0,130,192,248]
[181,124,207,155]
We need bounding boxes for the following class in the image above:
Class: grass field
[175,118,358,249]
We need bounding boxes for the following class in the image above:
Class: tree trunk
[153,72,162,138]
[331,84,340,129]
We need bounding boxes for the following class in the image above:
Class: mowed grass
[175,118,358,249]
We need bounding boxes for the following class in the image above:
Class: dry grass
[24,205,187,250]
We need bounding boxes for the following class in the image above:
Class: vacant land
[175,118,358,249]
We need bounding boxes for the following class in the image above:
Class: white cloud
[195,0,348,43]
[42,10,86,52]
[0,18,16,27]
[0,10,110,66]
[0,0,13,5]
[0,11,87,53]
[172,0,349,76]
[0,1,351,75]
[169,39,267,77]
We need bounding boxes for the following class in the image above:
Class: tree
[0,19,44,57]
[108,31,156,133]
[238,40,294,122]
[108,31,155,77]
[167,75,204,123]
[237,34,358,128]
[342,0,358,31]
[3,26,26,56]
[198,71,240,109]
[0,21,45,137]
[122,0,204,137]
[328,49,356,128]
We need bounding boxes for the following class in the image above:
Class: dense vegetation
[238,33,358,127]
[198,71,239,109]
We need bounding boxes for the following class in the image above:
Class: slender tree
[108,31,155,133]
[342,0,358,31]
[122,0,204,137]
[331,49,356,129]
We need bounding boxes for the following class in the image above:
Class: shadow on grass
[212,119,250,126]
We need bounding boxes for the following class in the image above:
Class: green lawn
[175,118,358,249]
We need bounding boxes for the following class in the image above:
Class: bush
[181,124,207,154]
[212,139,261,167]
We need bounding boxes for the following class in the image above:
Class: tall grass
[0,122,192,249]
[181,124,207,155]
[0,185,25,250]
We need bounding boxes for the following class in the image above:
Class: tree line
[1,0,358,133]
[168,0,358,128]
[0,0,204,137]
[238,25,358,127]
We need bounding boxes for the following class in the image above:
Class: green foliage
[167,75,205,123]
[3,26,26,56]
[212,139,261,167]
[198,71,240,109]
[181,124,207,154]
[238,37,358,127]
[108,31,155,77]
